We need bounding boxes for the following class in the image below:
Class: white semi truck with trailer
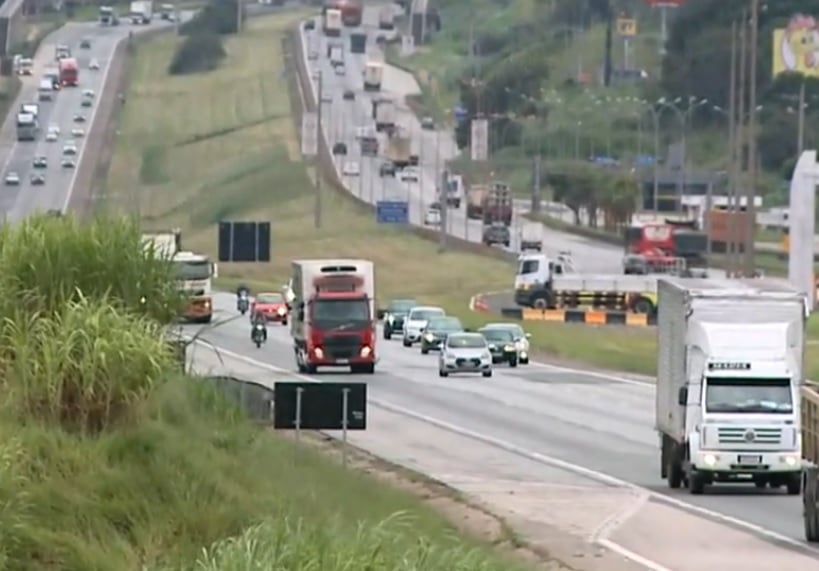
[656,277,807,495]
[323,7,342,37]
[290,259,376,374]
[130,0,153,24]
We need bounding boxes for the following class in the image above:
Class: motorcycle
[252,323,267,348]
[237,291,249,315]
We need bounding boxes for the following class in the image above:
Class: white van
[38,79,54,102]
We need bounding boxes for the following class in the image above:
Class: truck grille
[323,334,360,359]
[717,427,782,445]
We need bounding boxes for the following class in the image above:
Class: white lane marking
[63,26,121,212]
[596,539,673,571]
[192,340,819,560]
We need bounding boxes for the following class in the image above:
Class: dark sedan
[420,316,464,354]
[382,298,417,339]
[479,328,518,366]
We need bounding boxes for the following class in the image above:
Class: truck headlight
[703,454,717,467]
[424,333,434,342]
[314,347,324,359]
[387,314,394,323]
[781,455,800,467]
[360,346,372,357]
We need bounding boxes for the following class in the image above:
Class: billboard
[773,14,819,77]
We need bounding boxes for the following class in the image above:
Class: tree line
[168,0,240,75]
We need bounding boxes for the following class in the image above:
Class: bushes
[168,31,227,75]
[169,0,239,75]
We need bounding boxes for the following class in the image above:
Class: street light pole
[745,0,759,276]
[727,20,738,273]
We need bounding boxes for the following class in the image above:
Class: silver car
[481,323,531,364]
[402,306,445,347]
[438,332,492,378]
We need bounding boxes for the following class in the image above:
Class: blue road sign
[376,200,409,224]
[454,103,467,121]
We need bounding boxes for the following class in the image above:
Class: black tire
[688,473,705,494]
[439,370,448,377]
[667,458,683,489]
[305,364,317,374]
[754,478,767,489]
[520,358,529,365]
[402,339,411,347]
[281,318,287,326]
[509,357,517,367]
[482,370,493,378]
[383,328,392,340]
[787,475,802,495]
[633,297,655,315]
[421,346,429,354]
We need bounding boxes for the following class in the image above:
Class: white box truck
[519,222,543,251]
[363,61,383,91]
[130,0,152,24]
[323,8,342,37]
[373,99,396,133]
[290,259,376,374]
[656,277,807,495]
[378,5,395,30]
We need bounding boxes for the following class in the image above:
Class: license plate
[336,359,349,364]
[738,455,761,465]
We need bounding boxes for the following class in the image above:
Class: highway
[294,3,819,558]
[0,20,172,221]
[0,5,815,568]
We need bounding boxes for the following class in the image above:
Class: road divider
[500,307,655,326]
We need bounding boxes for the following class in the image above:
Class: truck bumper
[308,354,375,367]
[692,450,801,476]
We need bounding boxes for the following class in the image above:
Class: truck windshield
[173,261,211,281]
[312,299,370,328]
[704,378,793,413]
[517,259,539,274]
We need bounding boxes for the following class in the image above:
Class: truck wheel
[787,475,802,495]
[532,295,549,309]
[753,477,767,489]
[508,357,517,367]
[421,346,429,354]
[305,364,317,374]
[688,472,705,494]
[402,339,411,347]
[666,458,683,488]
[383,326,392,340]
[633,297,654,315]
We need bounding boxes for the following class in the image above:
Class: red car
[251,292,288,324]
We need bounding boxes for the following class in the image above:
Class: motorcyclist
[236,284,250,314]
[251,311,267,344]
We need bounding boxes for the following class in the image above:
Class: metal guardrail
[202,375,275,423]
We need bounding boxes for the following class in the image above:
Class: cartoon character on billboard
[778,14,819,74]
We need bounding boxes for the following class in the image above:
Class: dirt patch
[292,431,577,571]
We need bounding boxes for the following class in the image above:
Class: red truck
[59,57,79,87]
[290,259,376,374]
[482,181,512,226]
[322,0,363,27]
[622,218,707,274]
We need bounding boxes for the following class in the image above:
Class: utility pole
[314,72,323,229]
[727,20,738,274]
[236,0,242,33]
[603,7,613,87]
[798,80,806,154]
[736,8,747,277]
[744,0,759,276]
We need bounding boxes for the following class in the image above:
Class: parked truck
[804,383,819,541]
[467,184,488,219]
[519,222,543,251]
[142,230,216,323]
[290,259,376,374]
[372,98,396,133]
[378,5,395,29]
[482,181,512,226]
[386,131,411,168]
[130,0,153,23]
[363,61,383,91]
[323,7,342,36]
[656,277,806,495]
[442,173,463,208]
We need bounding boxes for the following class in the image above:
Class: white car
[46,131,58,142]
[61,158,76,169]
[335,64,346,76]
[438,332,493,378]
[63,144,77,156]
[320,93,332,103]
[4,172,20,185]
[89,59,100,70]
[49,124,60,135]
[399,167,419,183]
[355,126,373,140]
[402,306,445,347]
[423,207,441,226]
[342,161,360,176]
[481,323,531,364]
[72,128,85,138]
[82,89,95,98]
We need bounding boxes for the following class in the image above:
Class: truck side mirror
[677,387,688,406]
[525,332,531,338]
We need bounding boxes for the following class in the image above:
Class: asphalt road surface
[186,293,819,563]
